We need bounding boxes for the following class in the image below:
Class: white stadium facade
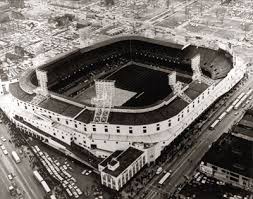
[1,36,247,190]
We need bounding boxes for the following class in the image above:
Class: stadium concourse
[4,35,246,190]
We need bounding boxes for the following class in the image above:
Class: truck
[11,151,21,163]
[209,119,219,130]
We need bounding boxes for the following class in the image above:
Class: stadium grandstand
[5,35,247,190]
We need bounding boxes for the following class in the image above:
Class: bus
[11,151,21,163]
[234,89,252,110]
[209,120,219,130]
[218,112,227,121]
[33,170,44,183]
[158,172,171,185]
[41,180,51,193]
[232,98,240,106]
[225,105,233,113]
[237,92,245,100]
[234,96,247,110]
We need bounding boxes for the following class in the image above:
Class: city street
[141,74,253,199]
[0,122,45,199]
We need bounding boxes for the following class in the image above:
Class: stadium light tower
[191,54,202,83]
[35,69,48,96]
[191,54,214,85]
[92,80,115,123]
[168,72,192,103]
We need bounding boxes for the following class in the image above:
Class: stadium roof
[39,98,83,118]
[202,133,253,179]
[76,96,189,125]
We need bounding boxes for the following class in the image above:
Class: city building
[3,35,247,189]
[200,110,253,191]
[99,147,146,190]
[232,109,253,142]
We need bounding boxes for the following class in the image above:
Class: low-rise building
[200,133,253,191]
[99,147,146,191]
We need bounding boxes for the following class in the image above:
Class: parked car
[7,173,13,181]
[156,167,163,175]
[1,137,6,142]
[3,149,8,155]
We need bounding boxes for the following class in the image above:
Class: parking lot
[27,137,115,199]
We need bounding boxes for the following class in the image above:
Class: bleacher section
[9,82,35,102]
[183,46,232,79]
[17,36,232,124]
[39,98,83,118]
[32,38,232,101]
[19,69,37,95]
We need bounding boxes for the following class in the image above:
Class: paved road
[148,0,197,25]
[0,122,45,199]
[141,74,253,199]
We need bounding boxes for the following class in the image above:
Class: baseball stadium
[6,36,246,190]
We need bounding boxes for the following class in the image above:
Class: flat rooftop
[202,133,253,179]
[102,147,144,177]
[99,150,123,168]
[232,109,253,139]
